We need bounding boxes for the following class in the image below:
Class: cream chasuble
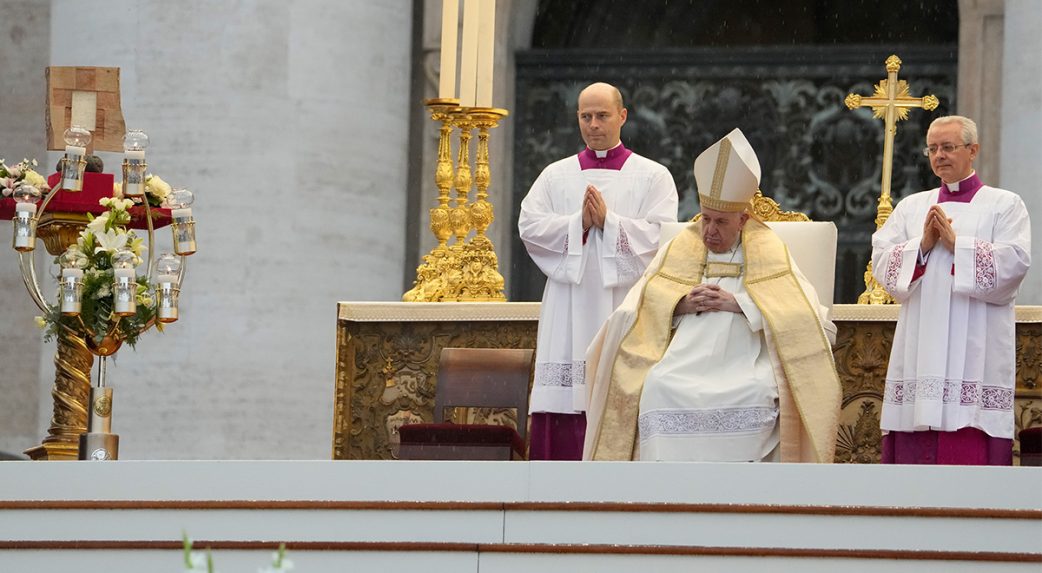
[638,243,781,461]
[519,151,678,414]
[583,219,842,462]
[872,186,1031,439]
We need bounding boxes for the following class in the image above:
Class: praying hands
[920,204,956,254]
[675,283,742,316]
[582,185,607,230]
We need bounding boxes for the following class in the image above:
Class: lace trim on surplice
[974,239,996,291]
[883,378,1014,411]
[638,407,778,438]
[534,361,585,388]
[615,226,641,281]
[884,241,907,293]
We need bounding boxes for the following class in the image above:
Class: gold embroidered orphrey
[845,54,940,305]
[589,219,842,462]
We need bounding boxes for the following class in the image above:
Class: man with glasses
[871,115,1032,465]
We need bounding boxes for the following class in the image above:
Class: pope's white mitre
[693,127,761,212]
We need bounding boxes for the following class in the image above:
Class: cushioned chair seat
[399,423,525,459]
[397,347,535,461]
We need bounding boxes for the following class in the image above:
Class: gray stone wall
[1,0,413,459]
[1000,0,1041,305]
[0,0,49,458]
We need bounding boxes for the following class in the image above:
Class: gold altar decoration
[845,54,939,305]
[334,303,1041,464]
[403,99,508,303]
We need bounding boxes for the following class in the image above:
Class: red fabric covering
[529,412,587,461]
[0,172,171,230]
[398,423,525,458]
[881,427,1013,466]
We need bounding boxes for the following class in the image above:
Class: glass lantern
[154,253,181,323]
[111,250,137,317]
[11,183,42,252]
[60,125,92,192]
[59,246,87,315]
[121,130,149,198]
[167,188,197,256]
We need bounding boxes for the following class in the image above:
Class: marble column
[957,0,1006,185]
[0,0,49,458]
[5,0,415,460]
[1000,0,1042,305]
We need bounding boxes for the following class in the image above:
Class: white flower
[145,174,172,201]
[22,169,47,190]
[112,181,124,199]
[94,228,129,254]
[87,212,110,234]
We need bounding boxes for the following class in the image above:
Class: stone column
[40,0,413,459]
[957,0,1006,185]
[1000,0,1042,305]
[0,0,49,458]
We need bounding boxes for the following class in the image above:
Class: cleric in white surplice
[872,115,1031,465]
[518,82,678,460]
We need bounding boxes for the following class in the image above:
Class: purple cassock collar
[937,171,983,203]
[577,143,632,171]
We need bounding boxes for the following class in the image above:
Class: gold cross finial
[846,54,941,304]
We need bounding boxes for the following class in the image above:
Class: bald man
[518,82,678,460]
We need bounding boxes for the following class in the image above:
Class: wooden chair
[397,347,535,460]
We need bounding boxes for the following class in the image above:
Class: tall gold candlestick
[459,107,508,301]
[403,98,459,303]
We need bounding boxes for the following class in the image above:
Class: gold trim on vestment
[591,224,708,460]
[740,220,841,462]
[710,139,732,199]
[590,219,840,461]
[698,194,753,213]
[704,262,742,278]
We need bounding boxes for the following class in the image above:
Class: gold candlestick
[404,98,460,302]
[459,107,508,301]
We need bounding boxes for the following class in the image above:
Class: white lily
[94,228,129,254]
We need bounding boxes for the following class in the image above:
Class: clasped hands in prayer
[582,185,607,231]
[675,284,742,316]
[920,204,956,254]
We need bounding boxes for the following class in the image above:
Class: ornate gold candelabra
[846,54,939,304]
[404,99,508,302]
[12,131,196,461]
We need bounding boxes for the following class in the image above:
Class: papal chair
[659,192,837,309]
[397,347,535,460]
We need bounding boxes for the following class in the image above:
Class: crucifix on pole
[845,54,940,305]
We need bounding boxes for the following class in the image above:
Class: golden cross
[846,54,939,304]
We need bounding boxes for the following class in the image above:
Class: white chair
[658,219,837,311]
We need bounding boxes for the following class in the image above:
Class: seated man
[582,128,842,463]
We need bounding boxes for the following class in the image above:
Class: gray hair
[928,115,979,144]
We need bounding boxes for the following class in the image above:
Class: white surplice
[872,186,1032,439]
[518,151,678,414]
[637,244,831,462]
